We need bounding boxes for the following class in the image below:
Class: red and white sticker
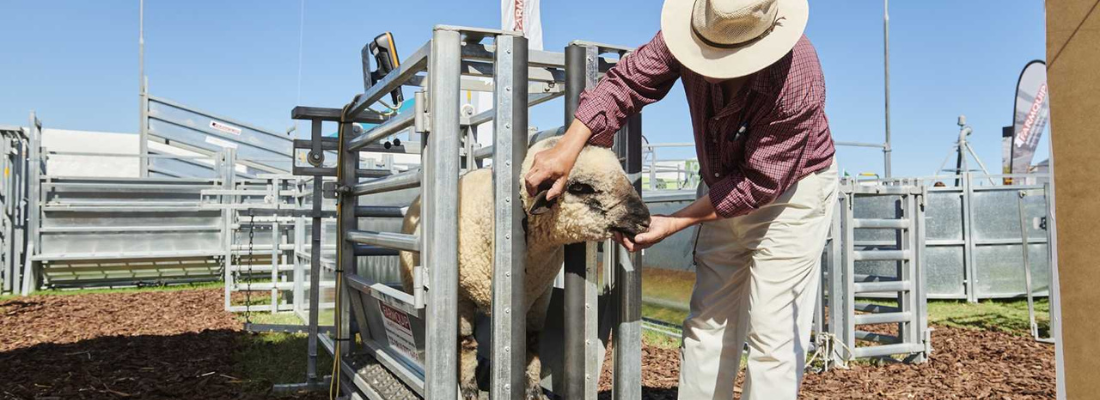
[378,302,419,362]
[209,120,242,136]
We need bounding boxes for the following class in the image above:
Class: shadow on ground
[0,330,327,400]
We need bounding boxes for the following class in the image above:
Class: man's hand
[524,145,575,200]
[523,120,594,200]
[615,215,683,252]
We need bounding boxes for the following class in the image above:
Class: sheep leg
[524,330,548,399]
[459,335,479,400]
[524,288,553,400]
[458,297,479,399]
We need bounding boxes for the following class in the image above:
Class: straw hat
[661,0,809,79]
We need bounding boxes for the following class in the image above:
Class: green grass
[639,267,1054,338]
[928,298,1051,336]
[1,281,224,302]
[234,331,334,395]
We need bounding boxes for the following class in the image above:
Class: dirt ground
[1,289,1054,399]
[0,289,323,400]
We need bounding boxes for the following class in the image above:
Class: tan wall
[1046,1,1100,397]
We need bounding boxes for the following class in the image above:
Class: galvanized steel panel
[974,243,1051,298]
[146,96,293,175]
[924,245,966,297]
[925,191,964,241]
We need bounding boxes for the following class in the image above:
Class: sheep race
[399,137,651,399]
[1,1,1087,400]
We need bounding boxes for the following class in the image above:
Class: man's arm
[576,31,681,147]
[525,31,681,199]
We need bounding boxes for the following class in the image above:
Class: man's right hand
[523,120,594,200]
[524,145,575,200]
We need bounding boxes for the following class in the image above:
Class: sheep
[398,137,651,399]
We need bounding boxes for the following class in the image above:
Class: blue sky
[0,1,1048,178]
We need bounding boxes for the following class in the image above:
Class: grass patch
[241,310,336,327]
[642,268,693,305]
[642,303,688,325]
[928,298,1050,336]
[2,281,223,300]
[642,328,682,350]
[639,267,1054,337]
[234,331,334,395]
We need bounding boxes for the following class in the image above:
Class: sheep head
[520,138,651,247]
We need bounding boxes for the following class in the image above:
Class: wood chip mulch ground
[0,289,322,400]
[1,289,1054,399]
[596,326,1055,399]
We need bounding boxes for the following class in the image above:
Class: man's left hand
[615,215,682,252]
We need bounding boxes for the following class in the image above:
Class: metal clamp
[413,91,429,133]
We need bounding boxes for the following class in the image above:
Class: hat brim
[661,0,808,79]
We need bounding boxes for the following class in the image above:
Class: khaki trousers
[678,160,837,400]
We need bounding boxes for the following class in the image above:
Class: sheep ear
[528,190,555,215]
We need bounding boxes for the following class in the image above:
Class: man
[523,0,836,398]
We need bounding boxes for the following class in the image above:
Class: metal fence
[918,173,1052,301]
[0,117,39,295]
[29,152,234,290]
[142,93,294,178]
[637,174,1054,302]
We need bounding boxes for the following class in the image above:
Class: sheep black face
[522,139,651,246]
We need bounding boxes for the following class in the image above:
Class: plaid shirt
[576,31,835,218]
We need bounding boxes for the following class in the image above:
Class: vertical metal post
[307,119,324,384]
[1045,147,1065,399]
[915,188,930,360]
[649,152,658,190]
[612,113,644,400]
[491,33,528,400]
[1018,191,1038,339]
[840,187,856,357]
[423,26,462,400]
[221,150,235,311]
[20,113,42,296]
[293,189,305,316]
[336,115,358,392]
[882,0,892,178]
[270,179,280,312]
[827,192,848,361]
[895,194,908,343]
[138,0,149,178]
[2,132,12,295]
[962,172,977,302]
[561,42,589,400]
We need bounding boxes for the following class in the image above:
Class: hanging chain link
[244,210,256,326]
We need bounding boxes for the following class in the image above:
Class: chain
[244,210,256,326]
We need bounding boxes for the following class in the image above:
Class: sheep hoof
[525,385,548,400]
[460,386,480,400]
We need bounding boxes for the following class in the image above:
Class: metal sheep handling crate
[289,26,646,399]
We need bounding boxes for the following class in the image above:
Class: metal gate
[141,94,294,178]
